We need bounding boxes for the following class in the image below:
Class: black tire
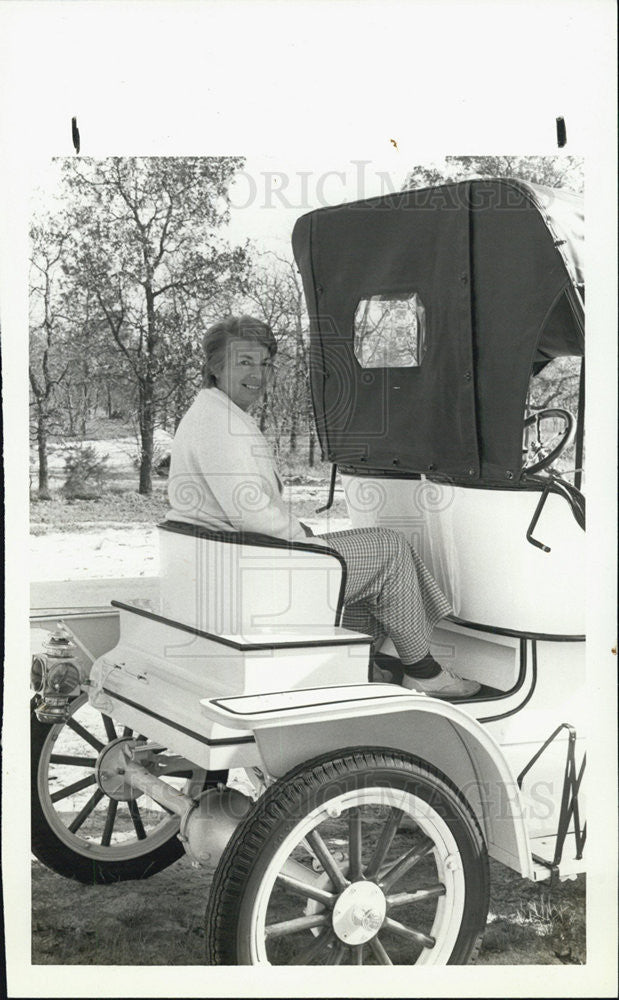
[205,748,489,966]
[31,694,219,884]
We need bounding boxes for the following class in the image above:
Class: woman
[167,315,480,699]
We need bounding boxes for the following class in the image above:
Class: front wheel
[205,749,489,965]
[31,693,218,884]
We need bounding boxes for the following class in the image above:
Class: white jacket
[166,387,308,541]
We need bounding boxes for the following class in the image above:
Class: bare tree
[60,157,249,493]
[404,155,584,193]
[54,291,116,436]
[29,222,70,497]
[242,252,316,464]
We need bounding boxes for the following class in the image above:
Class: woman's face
[215,339,273,411]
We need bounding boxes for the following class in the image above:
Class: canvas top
[292,178,584,484]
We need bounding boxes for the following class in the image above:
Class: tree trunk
[106,383,113,418]
[65,392,75,436]
[37,410,51,498]
[139,284,160,494]
[289,409,298,452]
[289,324,303,453]
[138,384,155,495]
[308,423,316,468]
[81,381,89,436]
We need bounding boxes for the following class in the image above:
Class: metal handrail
[518,722,586,871]
[316,463,338,513]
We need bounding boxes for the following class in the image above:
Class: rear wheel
[205,749,489,965]
[31,693,219,884]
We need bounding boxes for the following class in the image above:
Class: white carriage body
[32,501,586,885]
[342,472,586,879]
[341,475,585,635]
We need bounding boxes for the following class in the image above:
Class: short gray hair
[203,315,277,387]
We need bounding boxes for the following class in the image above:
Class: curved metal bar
[526,480,553,552]
[316,463,338,513]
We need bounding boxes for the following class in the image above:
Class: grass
[514,896,571,932]
[32,867,212,965]
[30,484,171,532]
[71,416,139,440]
[30,417,336,535]
[30,773,585,967]
[30,443,336,533]
[31,854,586,966]
[276,449,332,482]
[477,862,585,965]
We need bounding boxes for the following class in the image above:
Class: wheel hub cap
[95,737,142,801]
[332,881,387,945]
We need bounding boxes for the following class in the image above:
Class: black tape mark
[72,117,80,154]
[556,117,567,148]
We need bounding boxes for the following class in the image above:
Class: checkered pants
[315,527,453,664]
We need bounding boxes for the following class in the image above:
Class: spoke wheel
[31,694,212,884]
[205,750,489,965]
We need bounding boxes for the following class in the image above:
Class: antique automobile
[30,177,585,966]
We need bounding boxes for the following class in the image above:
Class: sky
[30,154,412,260]
[224,154,411,255]
[30,153,584,263]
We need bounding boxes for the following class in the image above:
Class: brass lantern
[31,622,82,723]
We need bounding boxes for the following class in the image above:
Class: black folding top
[292,178,584,484]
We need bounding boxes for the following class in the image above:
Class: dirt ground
[31,852,585,966]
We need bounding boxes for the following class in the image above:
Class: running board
[529,832,586,881]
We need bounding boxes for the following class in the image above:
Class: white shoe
[371,664,395,683]
[401,667,481,699]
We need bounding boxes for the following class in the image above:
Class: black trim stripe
[447,615,585,643]
[158,520,348,626]
[211,689,409,717]
[213,681,390,701]
[31,609,118,620]
[212,657,535,717]
[478,639,539,723]
[101,687,256,747]
[111,600,370,651]
[443,636,529,708]
[339,467,422,481]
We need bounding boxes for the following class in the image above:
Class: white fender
[201,684,535,878]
